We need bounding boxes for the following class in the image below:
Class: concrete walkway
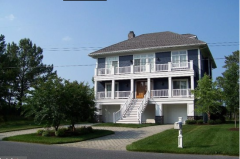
[58,125,173,150]
[0,124,173,151]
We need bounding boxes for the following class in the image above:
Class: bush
[42,130,51,137]
[55,128,66,137]
[208,120,215,125]
[87,126,93,133]
[197,119,203,125]
[185,120,197,124]
[36,129,44,135]
[215,119,222,124]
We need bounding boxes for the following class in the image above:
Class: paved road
[0,141,238,159]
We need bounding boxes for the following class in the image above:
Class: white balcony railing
[134,65,146,73]
[95,61,193,76]
[115,91,131,99]
[172,89,191,97]
[171,62,191,71]
[97,91,111,99]
[115,66,131,74]
[97,68,111,75]
[151,89,168,98]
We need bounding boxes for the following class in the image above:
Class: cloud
[62,36,72,41]
[5,14,15,21]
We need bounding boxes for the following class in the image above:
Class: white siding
[142,104,155,123]
[163,104,187,124]
[102,105,120,123]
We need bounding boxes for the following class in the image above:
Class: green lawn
[93,123,156,128]
[127,123,239,156]
[2,129,114,144]
[0,120,42,133]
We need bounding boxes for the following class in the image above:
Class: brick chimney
[128,31,135,39]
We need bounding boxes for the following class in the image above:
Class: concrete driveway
[0,124,173,151]
[58,125,173,150]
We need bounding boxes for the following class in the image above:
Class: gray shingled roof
[89,31,206,56]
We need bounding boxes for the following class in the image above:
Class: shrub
[55,128,66,137]
[36,129,44,135]
[185,120,197,124]
[208,120,215,125]
[197,119,203,125]
[87,126,93,133]
[42,130,51,137]
[215,119,222,124]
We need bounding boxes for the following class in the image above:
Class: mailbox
[174,122,182,129]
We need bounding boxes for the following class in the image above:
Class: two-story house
[88,31,216,124]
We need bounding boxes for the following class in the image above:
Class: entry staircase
[113,91,150,124]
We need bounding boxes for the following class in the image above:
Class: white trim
[105,82,119,92]
[198,49,201,78]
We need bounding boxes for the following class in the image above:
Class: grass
[126,123,239,156]
[93,123,156,128]
[0,120,42,133]
[2,129,114,144]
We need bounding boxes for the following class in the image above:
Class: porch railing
[151,89,168,98]
[96,61,193,76]
[137,91,150,124]
[115,66,131,74]
[113,92,133,123]
[115,91,131,99]
[97,68,111,75]
[96,91,111,99]
[134,65,146,73]
[172,89,191,97]
[171,62,191,71]
[155,64,168,72]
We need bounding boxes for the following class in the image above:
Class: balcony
[95,61,193,76]
[96,89,192,100]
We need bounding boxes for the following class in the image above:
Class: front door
[136,81,147,98]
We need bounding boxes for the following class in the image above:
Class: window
[172,50,187,68]
[133,54,154,72]
[173,81,187,89]
[106,56,119,69]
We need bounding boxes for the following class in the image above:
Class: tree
[24,76,96,132]
[24,75,65,131]
[6,38,56,108]
[192,74,222,121]
[63,81,95,131]
[217,51,239,128]
[0,35,19,115]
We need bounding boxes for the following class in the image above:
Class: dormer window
[171,50,188,68]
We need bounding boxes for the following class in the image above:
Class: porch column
[131,79,134,94]
[111,79,115,99]
[187,103,194,120]
[155,103,163,124]
[94,80,98,100]
[168,77,172,97]
[147,78,151,93]
[191,75,194,97]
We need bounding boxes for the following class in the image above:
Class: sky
[1,0,239,86]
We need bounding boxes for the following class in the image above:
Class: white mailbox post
[174,117,183,148]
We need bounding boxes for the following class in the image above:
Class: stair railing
[113,92,133,123]
[137,91,150,124]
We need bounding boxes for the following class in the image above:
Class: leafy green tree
[192,74,222,121]
[24,75,65,131]
[217,51,239,128]
[63,81,95,131]
[6,38,56,107]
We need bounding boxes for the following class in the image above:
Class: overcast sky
[1,0,239,85]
